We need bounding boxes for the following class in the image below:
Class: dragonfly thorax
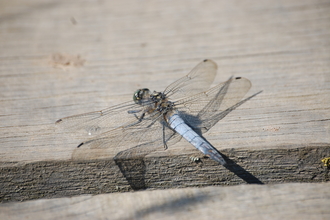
[133,88,174,113]
[150,91,174,113]
[150,91,166,102]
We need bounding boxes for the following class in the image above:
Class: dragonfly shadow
[113,144,263,191]
[114,157,147,190]
[113,143,160,190]
[187,134,264,184]
[222,154,264,184]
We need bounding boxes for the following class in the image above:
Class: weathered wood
[1,145,329,203]
[0,0,329,203]
[1,182,329,220]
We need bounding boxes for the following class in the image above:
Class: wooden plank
[0,0,329,202]
[1,182,329,220]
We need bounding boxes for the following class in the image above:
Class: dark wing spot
[235,77,242,79]
[55,119,62,124]
[203,59,208,62]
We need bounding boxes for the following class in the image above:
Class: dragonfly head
[133,88,151,104]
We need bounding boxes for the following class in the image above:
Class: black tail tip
[77,142,84,148]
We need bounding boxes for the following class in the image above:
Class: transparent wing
[55,100,151,138]
[173,77,253,133]
[71,112,181,160]
[163,59,217,101]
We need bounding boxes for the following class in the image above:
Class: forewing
[163,59,217,101]
[55,100,149,138]
[174,77,252,133]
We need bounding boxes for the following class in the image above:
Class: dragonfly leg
[162,123,168,150]
[133,112,145,121]
[125,112,146,128]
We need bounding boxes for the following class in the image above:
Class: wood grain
[0,0,329,203]
[1,182,329,220]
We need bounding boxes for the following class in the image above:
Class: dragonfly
[56,59,260,165]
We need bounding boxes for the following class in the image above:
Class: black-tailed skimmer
[56,59,261,165]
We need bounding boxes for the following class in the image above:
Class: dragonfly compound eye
[133,88,150,104]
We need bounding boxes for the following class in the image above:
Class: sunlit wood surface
[0,0,329,218]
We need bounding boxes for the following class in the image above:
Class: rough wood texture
[1,182,329,220]
[0,0,329,203]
